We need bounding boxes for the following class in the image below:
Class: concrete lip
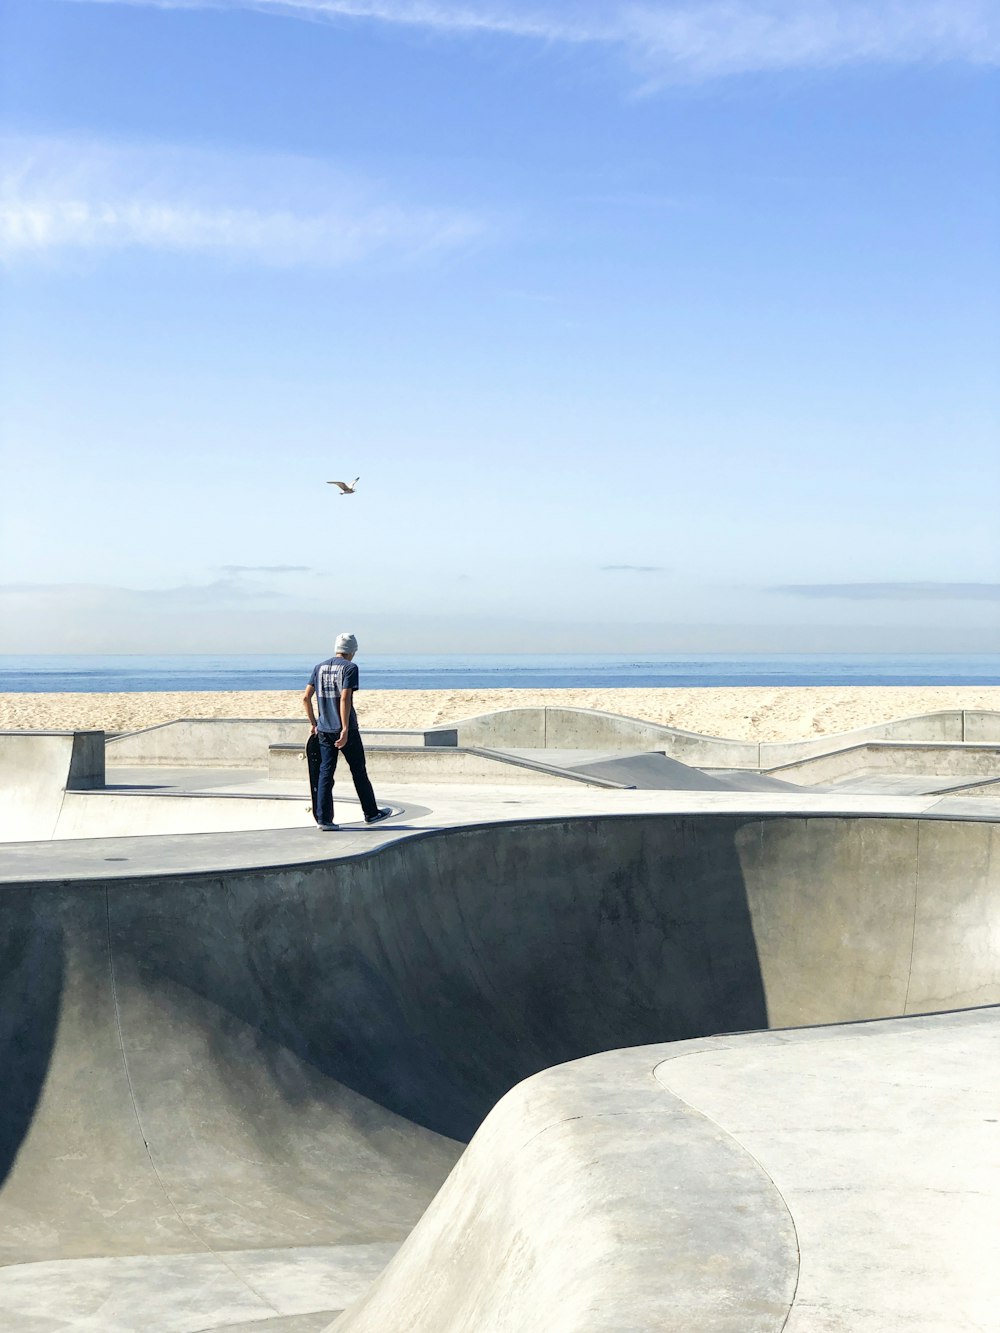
[338,1008,1000,1332]
[3,713,1000,1330]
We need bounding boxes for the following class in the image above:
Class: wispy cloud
[0,135,485,264]
[773,582,1000,601]
[220,564,313,574]
[66,1,1000,79]
[622,2,1000,81]
[601,563,666,573]
[67,0,608,40]
[0,579,286,607]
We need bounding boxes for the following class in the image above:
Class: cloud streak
[0,136,485,264]
[66,1,1000,78]
[220,564,313,574]
[0,579,287,607]
[600,564,667,573]
[773,582,1000,601]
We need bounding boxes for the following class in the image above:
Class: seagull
[327,477,360,495]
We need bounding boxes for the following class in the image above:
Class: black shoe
[365,807,392,825]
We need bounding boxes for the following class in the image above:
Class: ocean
[1,653,998,693]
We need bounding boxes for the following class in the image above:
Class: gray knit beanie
[335,632,358,655]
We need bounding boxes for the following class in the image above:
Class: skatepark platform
[2,711,1000,1329]
[99,705,1000,800]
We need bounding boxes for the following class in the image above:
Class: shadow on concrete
[0,895,64,1187]
[106,816,767,1142]
[4,809,1000,1282]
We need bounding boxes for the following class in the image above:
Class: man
[303,632,391,831]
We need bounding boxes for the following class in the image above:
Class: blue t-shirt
[309,657,360,733]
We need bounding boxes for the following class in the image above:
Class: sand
[2,686,1000,743]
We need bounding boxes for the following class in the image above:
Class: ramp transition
[2,811,999,1328]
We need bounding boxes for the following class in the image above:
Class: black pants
[317,728,378,824]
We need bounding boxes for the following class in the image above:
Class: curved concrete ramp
[521,749,805,791]
[0,869,462,1326]
[439,705,1000,768]
[0,731,104,841]
[3,812,1000,1328]
[337,1007,999,1332]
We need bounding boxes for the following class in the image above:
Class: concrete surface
[338,1008,999,1332]
[106,719,310,768]
[0,731,105,841]
[427,705,1000,768]
[506,748,806,791]
[268,743,631,789]
[3,801,1000,1330]
[107,709,1000,798]
[5,711,1000,1330]
[1,760,402,844]
[108,721,449,769]
[765,739,1000,785]
[53,788,319,839]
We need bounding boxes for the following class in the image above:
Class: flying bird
[327,477,360,495]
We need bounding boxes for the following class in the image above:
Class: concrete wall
[105,718,309,768]
[103,708,1000,772]
[268,744,621,788]
[0,731,105,841]
[336,1040,799,1333]
[5,810,999,1152]
[437,706,1000,769]
[108,721,449,768]
[338,1008,999,1333]
[444,707,759,765]
[3,809,999,1320]
[54,791,316,840]
[961,711,1000,742]
[768,741,1000,785]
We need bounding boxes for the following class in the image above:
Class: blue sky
[1,0,998,653]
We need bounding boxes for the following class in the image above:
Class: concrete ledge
[99,708,1000,775]
[268,743,631,788]
[54,789,316,840]
[437,706,760,766]
[337,1007,1000,1332]
[3,809,1000,1328]
[0,731,105,840]
[107,720,455,767]
[428,707,1000,769]
[336,1042,799,1332]
[106,718,310,767]
[766,740,1000,784]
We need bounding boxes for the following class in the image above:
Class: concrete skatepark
[1,707,999,1330]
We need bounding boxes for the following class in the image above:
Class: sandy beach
[2,685,999,742]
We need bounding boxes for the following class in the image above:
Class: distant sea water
[1,654,998,693]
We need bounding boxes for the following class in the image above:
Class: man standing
[303,632,391,831]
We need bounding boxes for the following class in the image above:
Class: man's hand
[337,686,354,749]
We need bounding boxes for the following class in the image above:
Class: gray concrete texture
[6,712,1000,1329]
[53,787,317,839]
[106,719,312,768]
[340,1008,999,1333]
[102,710,1000,796]
[3,811,1000,1329]
[436,705,1000,767]
[103,708,1000,773]
[269,741,805,792]
[0,731,105,841]
[108,721,446,768]
[268,742,632,789]
[766,739,1000,784]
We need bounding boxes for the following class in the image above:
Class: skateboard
[306,733,321,820]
